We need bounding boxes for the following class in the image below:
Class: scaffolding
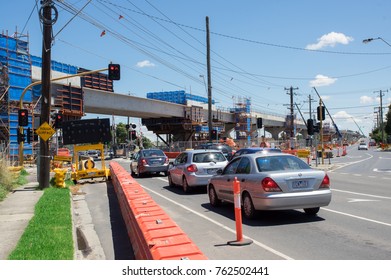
[233,96,251,146]
[0,31,34,162]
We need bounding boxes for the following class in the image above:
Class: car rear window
[142,150,165,157]
[256,156,310,172]
[193,152,226,163]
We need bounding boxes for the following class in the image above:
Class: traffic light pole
[17,68,108,167]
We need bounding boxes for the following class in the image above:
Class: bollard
[227,177,253,246]
[342,146,347,156]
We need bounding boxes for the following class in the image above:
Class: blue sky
[3,0,391,138]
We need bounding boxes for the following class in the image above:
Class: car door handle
[241,179,245,182]
[227,179,231,182]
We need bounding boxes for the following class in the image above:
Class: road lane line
[332,189,391,200]
[143,180,294,260]
[330,153,373,172]
[323,208,391,227]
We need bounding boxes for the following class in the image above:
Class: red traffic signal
[18,109,29,126]
[54,113,63,129]
[108,63,120,80]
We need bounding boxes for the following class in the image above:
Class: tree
[142,136,153,149]
[115,122,128,143]
[385,104,391,137]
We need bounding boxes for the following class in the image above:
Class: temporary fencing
[109,161,207,260]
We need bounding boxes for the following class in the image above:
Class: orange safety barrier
[109,161,207,260]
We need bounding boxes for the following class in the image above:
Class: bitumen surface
[0,162,334,260]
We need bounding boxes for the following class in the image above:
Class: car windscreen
[256,156,310,172]
[142,150,165,157]
[193,152,226,163]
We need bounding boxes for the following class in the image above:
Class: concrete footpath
[0,165,107,260]
[0,166,42,260]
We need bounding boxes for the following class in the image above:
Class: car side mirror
[216,169,223,175]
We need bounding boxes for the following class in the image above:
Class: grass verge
[0,162,29,201]
[8,184,74,260]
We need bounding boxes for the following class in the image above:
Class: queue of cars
[129,144,332,220]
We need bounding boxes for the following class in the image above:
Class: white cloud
[309,74,337,87]
[360,95,374,104]
[321,95,330,101]
[333,111,353,120]
[306,32,353,50]
[136,60,155,68]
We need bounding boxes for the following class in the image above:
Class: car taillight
[261,177,282,192]
[141,159,148,166]
[186,164,198,173]
[320,174,330,188]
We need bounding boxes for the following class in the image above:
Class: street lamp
[363,36,390,143]
[362,37,391,48]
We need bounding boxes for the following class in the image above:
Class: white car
[168,149,228,193]
[358,143,368,150]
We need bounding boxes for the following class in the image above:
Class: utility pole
[284,86,298,148]
[39,0,55,188]
[374,90,387,143]
[206,16,213,141]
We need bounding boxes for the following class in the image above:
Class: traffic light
[307,119,314,135]
[26,127,32,144]
[108,63,120,80]
[317,106,325,121]
[130,130,136,139]
[18,109,28,126]
[257,117,263,128]
[211,129,217,139]
[54,113,63,129]
[314,122,320,133]
[17,128,25,144]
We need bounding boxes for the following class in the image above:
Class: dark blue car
[231,147,281,160]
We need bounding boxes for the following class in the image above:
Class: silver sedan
[168,149,228,193]
[207,153,332,219]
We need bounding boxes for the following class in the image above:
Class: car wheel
[163,171,168,176]
[304,207,320,215]
[137,167,144,178]
[208,185,221,207]
[242,193,256,220]
[130,166,135,176]
[168,173,174,187]
[182,177,190,193]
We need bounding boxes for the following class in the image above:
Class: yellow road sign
[36,122,55,141]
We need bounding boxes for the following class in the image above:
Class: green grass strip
[8,187,74,260]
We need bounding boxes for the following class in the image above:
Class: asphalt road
[80,145,391,260]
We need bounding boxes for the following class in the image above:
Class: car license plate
[292,180,308,189]
[207,168,218,175]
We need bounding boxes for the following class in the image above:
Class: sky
[3,0,391,139]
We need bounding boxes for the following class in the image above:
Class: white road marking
[330,153,373,172]
[332,189,391,200]
[323,208,391,227]
[145,179,294,260]
[347,198,380,203]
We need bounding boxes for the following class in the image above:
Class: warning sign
[36,122,56,141]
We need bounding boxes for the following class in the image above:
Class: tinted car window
[223,158,241,175]
[256,156,310,172]
[236,157,251,174]
[193,152,226,163]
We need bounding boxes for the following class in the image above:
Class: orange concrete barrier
[282,149,297,156]
[109,161,207,260]
[164,151,180,159]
